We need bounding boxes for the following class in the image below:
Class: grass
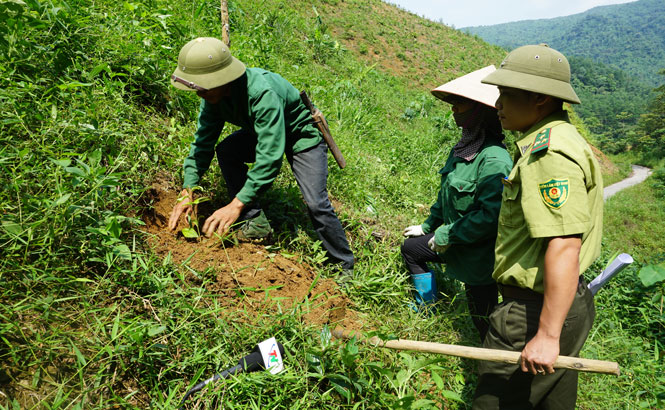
[1,0,663,408]
[582,178,665,408]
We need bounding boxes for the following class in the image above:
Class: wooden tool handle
[300,90,316,112]
[300,91,346,169]
[332,328,620,376]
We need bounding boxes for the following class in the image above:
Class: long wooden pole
[332,328,620,376]
[220,0,230,47]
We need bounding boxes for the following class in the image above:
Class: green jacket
[421,139,513,286]
[182,68,322,204]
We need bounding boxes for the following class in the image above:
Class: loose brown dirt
[139,177,361,330]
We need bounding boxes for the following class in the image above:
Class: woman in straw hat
[401,65,512,341]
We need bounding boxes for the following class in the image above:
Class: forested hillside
[568,55,653,152]
[1,0,663,408]
[465,0,665,88]
[464,0,665,157]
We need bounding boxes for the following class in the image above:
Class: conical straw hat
[431,65,499,108]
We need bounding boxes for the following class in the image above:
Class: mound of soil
[139,178,360,329]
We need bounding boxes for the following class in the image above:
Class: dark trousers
[472,281,595,409]
[401,234,498,340]
[216,130,354,270]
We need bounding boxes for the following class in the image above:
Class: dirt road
[604,165,653,200]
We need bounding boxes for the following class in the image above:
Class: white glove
[428,236,449,253]
[403,225,425,237]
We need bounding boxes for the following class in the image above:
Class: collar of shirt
[513,110,571,159]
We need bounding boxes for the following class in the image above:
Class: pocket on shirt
[449,175,477,212]
[499,177,522,228]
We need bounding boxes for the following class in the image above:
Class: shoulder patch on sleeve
[538,178,569,209]
[531,128,551,154]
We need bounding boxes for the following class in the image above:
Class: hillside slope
[465,0,665,87]
[0,0,515,407]
[316,0,506,88]
[2,0,662,409]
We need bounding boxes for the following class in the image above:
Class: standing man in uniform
[472,44,603,409]
[168,37,354,275]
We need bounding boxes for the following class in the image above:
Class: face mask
[453,110,475,128]
[454,103,487,129]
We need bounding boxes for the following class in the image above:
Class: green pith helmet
[171,37,246,91]
[481,44,581,104]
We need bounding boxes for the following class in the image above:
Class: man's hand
[201,197,245,237]
[520,333,559,375]
[168,188,193,231]
[427,236,449,253]
[403,225,425,237]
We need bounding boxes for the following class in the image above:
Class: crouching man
[168,37,354,275]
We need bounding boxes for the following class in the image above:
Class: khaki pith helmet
[481,44,580,104]
[171,37,246,91]
[431,65,499,108]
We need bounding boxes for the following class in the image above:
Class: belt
[498,284,543,302]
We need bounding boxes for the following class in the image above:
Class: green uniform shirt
[493,110,603,293]
[182,68,322,204]
[421,139,513,286]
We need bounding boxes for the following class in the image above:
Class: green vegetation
[569,56,652,153]
[465,0,665,161]
[1,0,663,409]
[465,0,665,88]
[602,152,634,187]
[589,166,665,409]
[636,70,665,163]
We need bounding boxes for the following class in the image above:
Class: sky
[386,0,638,28]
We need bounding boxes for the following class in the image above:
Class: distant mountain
[567,55,653,152]
[464,0,665,88]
